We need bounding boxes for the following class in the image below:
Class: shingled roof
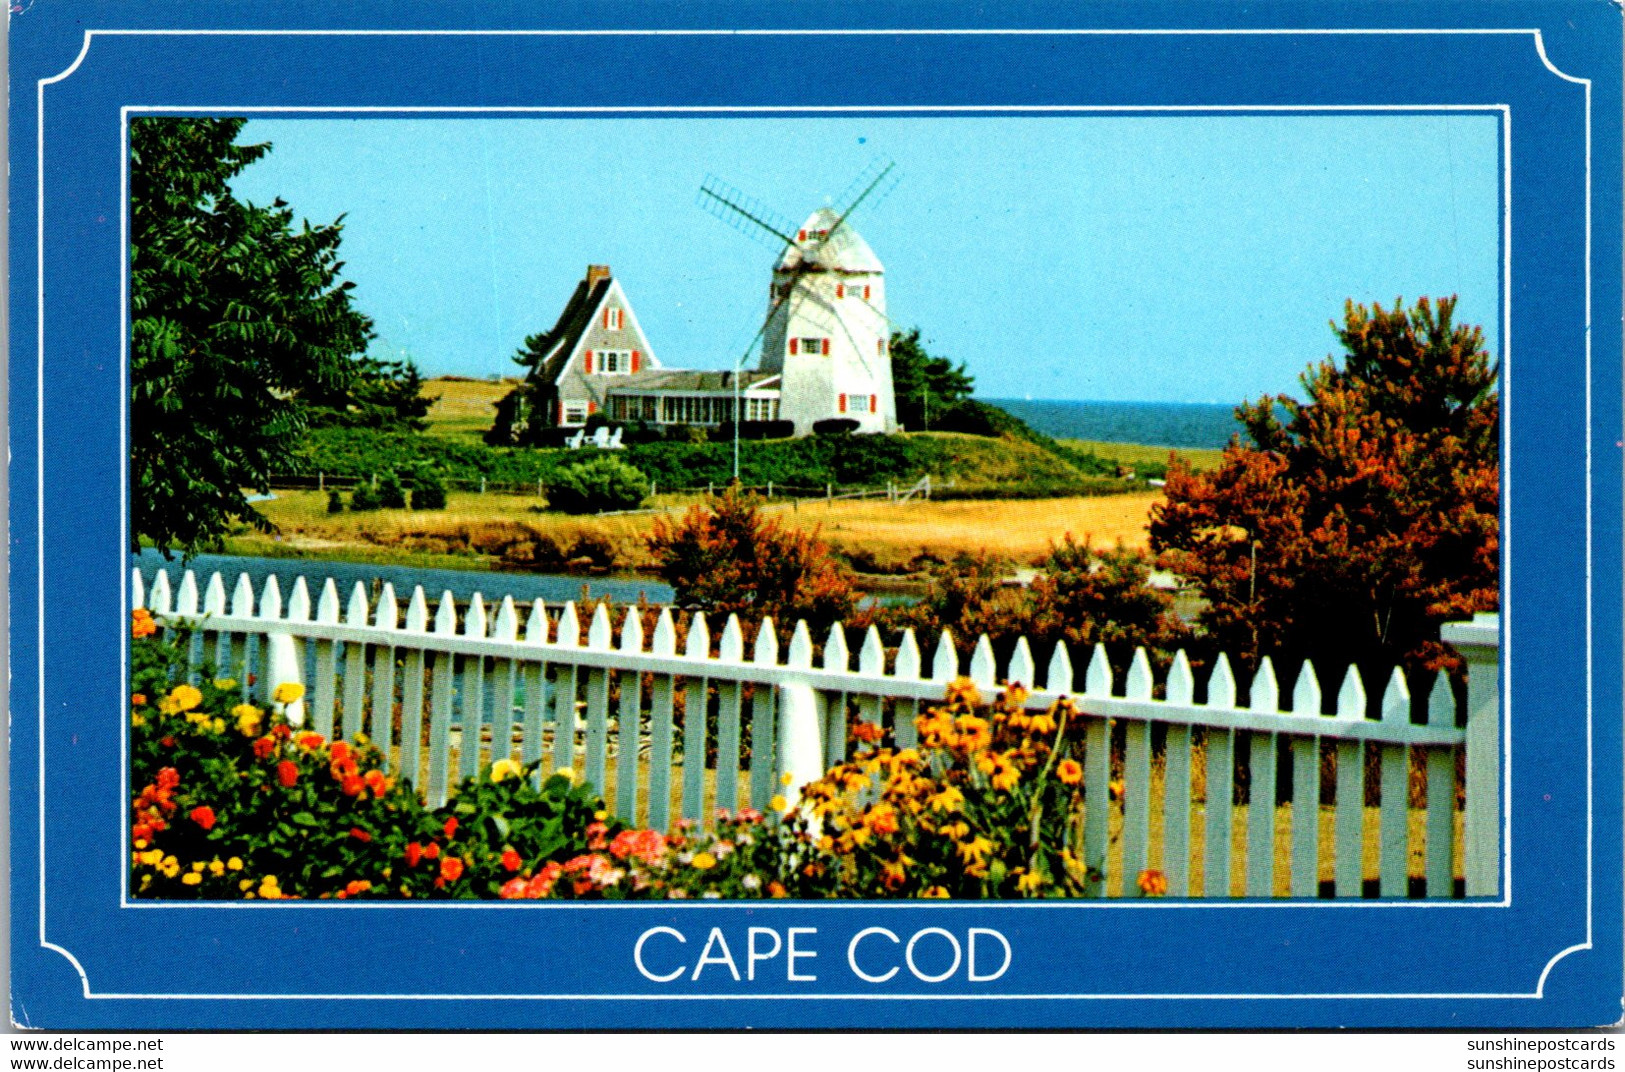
[524,269,613,386]
[609,370,781,394]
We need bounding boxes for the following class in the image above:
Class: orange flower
[423,843,441,861]
[443,817,458,839]
[348,827,371,843]
[131,693,147,707]
[253,736,277,760]
[343,879,372,897]
[276,761,299,788]
[363,769,388,794]
[1137,869,1169,897]
[340,775,364,797]
[439,856,465,883]
[501,848,522,872]
[330,741,352,765]
[189,806,216,831]
[131,608,157,639]
[404,842,423,867]
[851,721,884,745]
[157,768,181,790]
[296,732,325,751]
[1057,759,1083,786]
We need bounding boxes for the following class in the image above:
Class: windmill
[699,161,902,477]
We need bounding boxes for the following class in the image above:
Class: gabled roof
[525,271,613,386]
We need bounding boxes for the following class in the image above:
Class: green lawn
[1060,439,1226,473]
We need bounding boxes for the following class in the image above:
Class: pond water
[131,549,674,610]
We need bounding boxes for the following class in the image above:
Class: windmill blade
[823,158,899,244]
[850,288,907,339]
[698,176,800,250]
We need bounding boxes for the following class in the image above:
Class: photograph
[127,112,1503,905]
[10,7,1618,1032]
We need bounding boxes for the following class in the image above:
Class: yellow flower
[945,677,983,707]
[138,849,163,866]
[208,859,225,877]
[1016,870,1045,894]
[489,757,522,783]
[921,885,950,899]
[211,718,227,735]
[690,852,717,871]
[768,794,790,814]
[238,879,254,891]
[131,713,146,728]
[226,857,243,871]
[261,875,279,888]
[1057,759,1083,786]
[191,860,206,873]
[927,785,965,813]
[133,838,149,851]
[272,682,305,705]
[956,836,994,868]
[1027,711,1057,736]
[166,684,203,712]
[181,872,202,886]
[594,810,608,821]
[159,858,180,878]
[780,772,794,786]
[554,767,576,786]
[233,704,263,736]
[213,678,237,691]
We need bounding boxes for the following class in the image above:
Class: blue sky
[230,114,1500,405]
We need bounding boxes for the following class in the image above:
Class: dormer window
[603,307,624,331]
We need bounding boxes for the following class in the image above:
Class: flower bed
[130,611,1158,900]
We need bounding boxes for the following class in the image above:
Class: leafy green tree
[303,356,434,432]
[546,457,650,514]
[1149,296,1499,678]
[889,328,974,431]
[130,117,373,555]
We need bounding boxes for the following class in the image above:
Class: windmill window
[796,337,827,357]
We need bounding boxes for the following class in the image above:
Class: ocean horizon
[985,397,1243,449]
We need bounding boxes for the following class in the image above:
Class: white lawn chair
[566,428,586,450]
[606,427,624,449]
[590,426,611,449]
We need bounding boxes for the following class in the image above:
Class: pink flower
[608,828,668,868]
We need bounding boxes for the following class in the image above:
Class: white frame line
[22,26,1586,1005]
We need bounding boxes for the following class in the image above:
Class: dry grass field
[239,488,1165,572]
[1062,438,1226,472]
[422,376,514,441]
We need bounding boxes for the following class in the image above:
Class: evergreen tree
[1149,296,1499,678]
[130,117,372,555]
[889,328,974,431]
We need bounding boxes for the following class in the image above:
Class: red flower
[501,848,522,872]
[157,768,180,790]
[132,823,152,843]
[130,693,147,707]
[160,736,175,748]
[272,724,291,740]
[404,842,422,868]
[585,822,608,851]
[340,775,364,797]
[442,817,458,839]
[363,769,388,794]
[330,741,352,765]
[499,876,529,899]
[348,827,372,843]
[439,856,464,882]
[189,806,216,831]
[253,736,277,760]
[423,843,441,861]
[276,760,299,788]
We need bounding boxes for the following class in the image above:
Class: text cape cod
[632,925,1013,986]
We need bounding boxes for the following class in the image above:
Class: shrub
[412,472,447,511]
[812,418,860,436]
[715,419,797,442]
[377,472,408,509]
[348,481,382,511]
[647,488,856,635]
[326,490,345,514]
[546,457,650,514]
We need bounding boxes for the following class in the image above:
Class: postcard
[9,0,1621,1030]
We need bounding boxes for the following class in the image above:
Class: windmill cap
[778,207,884,274]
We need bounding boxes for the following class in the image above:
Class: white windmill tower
[700,162,901,441]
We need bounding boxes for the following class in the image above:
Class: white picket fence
[132,565,1499,899]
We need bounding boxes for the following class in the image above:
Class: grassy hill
[422,376,514,443]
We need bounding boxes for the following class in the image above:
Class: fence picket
[553,603,581,777]
[1007,637,1034,689]
[683,613,712,822]
[1082,714,1110,897]
[458,595,490,782]
[369,585,399,752]
[1377,668,1412,897]
[1162,722,1192,896]
[1333,665,1367,896]
[1290,735,1320,897]
[1245,731,1277,896]
[399,588,429,790]
[583,606,614,798]
[615,610,646,824]
[1204,728,1234,897]
[892,629,922,750]
[427,592,459,808]
[522,601,549,785]
[1424,673,1457,897]
[714,615,746,813]
[341,583,370,743]
[647,609,678,831]
[749,619,780,811]
[1122,719,1151,895]
[489,597,519,776]
[823,624,850,769]
[311,579,341,740]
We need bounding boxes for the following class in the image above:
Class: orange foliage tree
[1149,296,1499,682]
[646,489,858,638]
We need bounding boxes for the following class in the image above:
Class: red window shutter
[864,285,871,301]
[838,394,847,414]
[789,339,798,356]
[821,339,830,356]
[798,229,806,241]
[870,395,877,413]
[836,284,845,299]
[631,350,641,373]
[584,350,593,373]
[588,401,597,415]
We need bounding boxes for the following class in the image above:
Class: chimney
[586,265,612,288]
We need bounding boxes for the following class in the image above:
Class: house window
[604,307,624,331]
[593,350,633,374]
[793,337,826,357]
[562,401,588,426]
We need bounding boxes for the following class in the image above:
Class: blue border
[9,1,1621,1030]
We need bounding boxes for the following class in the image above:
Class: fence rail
[133,565,1499,899]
